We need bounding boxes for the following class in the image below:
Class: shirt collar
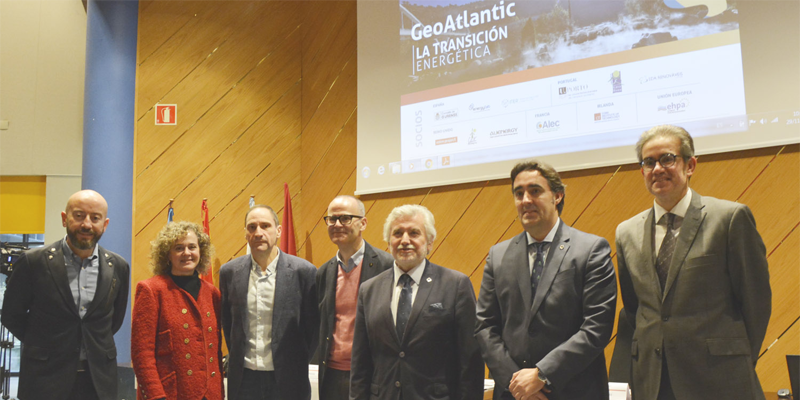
[654,189,692,224]
[251,249,280,276]
[393,258,426,287]
[62,235,99,262]
[336,239,366,267]
[526,217,560,245]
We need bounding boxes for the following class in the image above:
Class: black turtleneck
[169,270,201,300]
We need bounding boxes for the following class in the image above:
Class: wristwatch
[537,369,550,386]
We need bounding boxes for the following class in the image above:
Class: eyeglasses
[640,153,682,170]
[323,215,364,226]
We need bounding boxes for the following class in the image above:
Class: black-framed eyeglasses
[323,215,364,226]
[640,153,682,170]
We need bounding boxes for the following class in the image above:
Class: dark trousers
[67,362,99,400]
[320,368,350,400]
[240,368,277,400]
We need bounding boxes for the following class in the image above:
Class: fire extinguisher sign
[155,104,177,125]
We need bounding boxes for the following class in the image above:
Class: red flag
[280,183,297,255]
[200,199,214,285]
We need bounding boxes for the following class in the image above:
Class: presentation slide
[357,0,799,194]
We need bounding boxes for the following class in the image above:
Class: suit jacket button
[186,353,191,359]
[322,361,326,365]
[182,309,188,314]
[655,348,662,357]
[395,381,401,387]
[207,312,211,317]
[209,343,213,348]
[399,352,405,358]
[662,316,669,322]
[183,323,189,329]
[208,327,213,332]
[185,338,190,344]
[187,370,193,376]
[212,372,216,377]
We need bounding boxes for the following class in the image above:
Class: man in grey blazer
[476,161,617,400]
[316,195,393,400]
[2,190,129,400]
[616,125,771,400]
[350,205,484,400]
[219,205,319,400]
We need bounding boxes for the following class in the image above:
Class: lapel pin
[426,277,432,283]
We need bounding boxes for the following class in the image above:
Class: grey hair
[383,204,436,243]
[635,125,695,162]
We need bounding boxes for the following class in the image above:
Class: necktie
[530,242,548,295]
[396,274,413,341]
[655,213,677,292]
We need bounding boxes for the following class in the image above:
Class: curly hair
[150,221,214,276]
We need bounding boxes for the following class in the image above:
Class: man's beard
[67,228,102,250]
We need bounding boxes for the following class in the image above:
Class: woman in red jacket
[132,221,223,400]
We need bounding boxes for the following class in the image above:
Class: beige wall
[0,0,86,177]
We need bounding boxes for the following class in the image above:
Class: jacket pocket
[160,370,177,399]
[686,254,717,269]
[106,346,117,359]
[156,330,172,356]
[706,338,750,356]
[370,383,381,396]
[432,383,449,395]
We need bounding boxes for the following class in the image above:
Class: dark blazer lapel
[45,245,79,317]
[378,271,401,345]
[531,221,569,317]
[324,258,338,328]
[639,208,662,300]
[503,233,532,310]
[233,256,252,334]
[273,253,293,342]
[360,242,381,283]
[663,190,706,298]
[402,261,435,345]
[84,247,114,317]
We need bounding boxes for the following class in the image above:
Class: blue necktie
[396,274,413,341]
[531,242,548,295]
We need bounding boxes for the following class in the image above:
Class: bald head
[65,190,108,217]
[62,190,109,258]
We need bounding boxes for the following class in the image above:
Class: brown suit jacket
[616,190,771,400]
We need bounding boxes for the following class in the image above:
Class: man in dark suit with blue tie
[476,161,617,400]
[350,204,484,400]
[219,205,319,400]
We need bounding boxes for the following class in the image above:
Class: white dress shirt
[653,190,692,256]
[526,218,560,274]
[243,251,280,371]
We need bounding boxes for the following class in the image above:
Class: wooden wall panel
[300,52,358,184]
[133,1,800,392]
[300,1,357,131]
[135,29,302,227]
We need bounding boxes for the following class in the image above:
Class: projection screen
[356,0,799,195]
